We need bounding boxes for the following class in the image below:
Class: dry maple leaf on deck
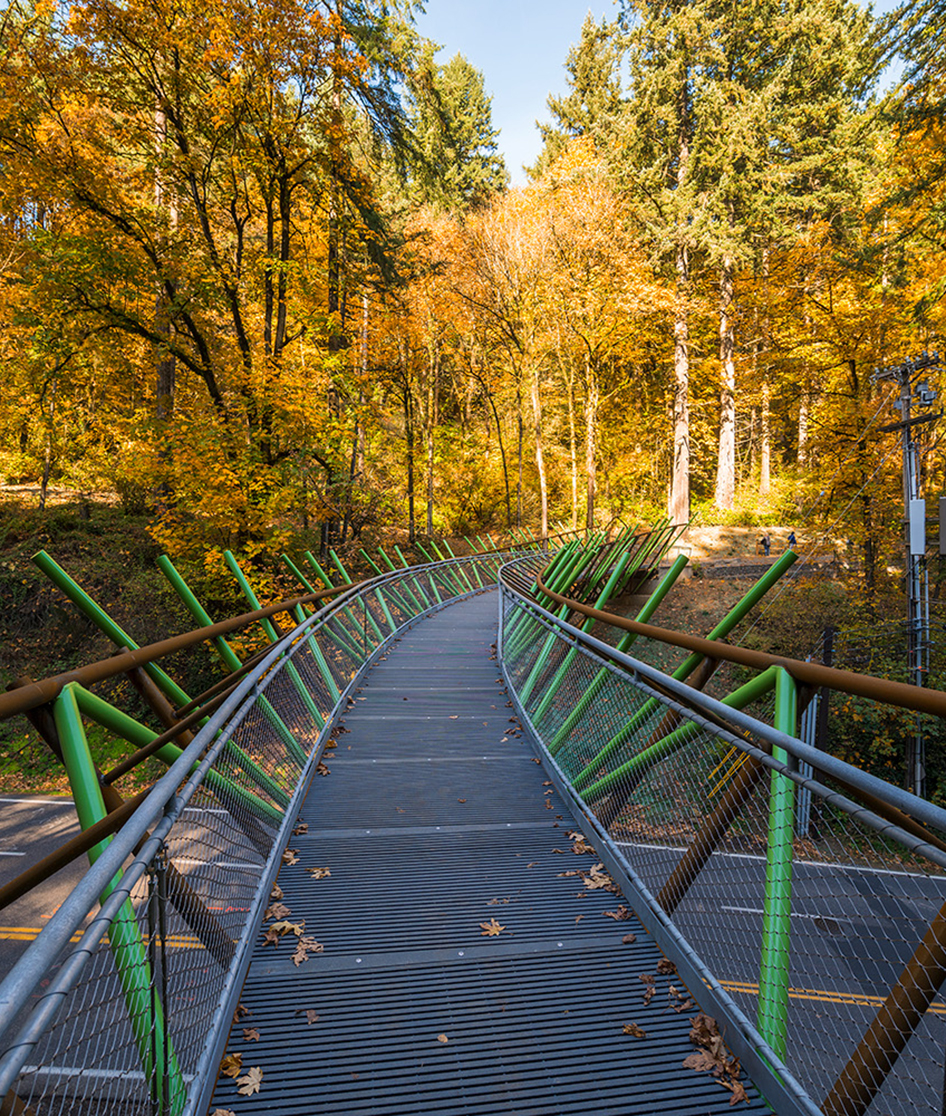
[282,849,299,866]
[604,906,632,921]
[236,1066,263,1096]
[657,958,677,975]
[219,1053,243,1078]
[623,1023,647,1038]
[242,1028,260,1042]
[270,919,305,937]
[316,762,330,776]
[437,1034,449,1044]
[269,885,283,901]
[211,1110,235,1116]
[292,935,324,966]
[292,821,308,835]
[263,902,291,921]
[479,918,506,936]
[306,866,331,879]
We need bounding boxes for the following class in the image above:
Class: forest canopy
[0,0,944,590]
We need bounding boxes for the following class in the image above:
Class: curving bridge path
[210,591,771,1115]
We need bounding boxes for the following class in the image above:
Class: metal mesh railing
[499,567,946,1116]
[0,551,510,1116]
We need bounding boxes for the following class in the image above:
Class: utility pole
[873,351,942,798]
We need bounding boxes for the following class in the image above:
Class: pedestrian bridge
[0,542,944,1116]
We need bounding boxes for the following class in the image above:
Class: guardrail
[0,551,509,1116]
[499,555,946,1116]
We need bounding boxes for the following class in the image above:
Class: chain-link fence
[0,553,508,1116]
[499,568,946,1116]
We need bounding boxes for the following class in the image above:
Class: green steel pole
[416,542,464,596]
[330,550,391,637]
[531,546,637,725]
[157,556,305,764]
[73,686,286,820]
[394,546,434,606]
[288,604,342,703]
[578,668,780,799]
[32,550,191,709]
[309,552,372,645]
[378,549,426,612]
[281,555,362,661]
[437,542,476,592]
[55,685,186,1114]
[549,555,689,755]
[758,667,796,1061]
[571,552,798,782]
[224,552,327,732]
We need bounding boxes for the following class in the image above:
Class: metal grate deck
[210,592,774,1115]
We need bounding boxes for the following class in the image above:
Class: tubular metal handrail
[500,556,946,1116]
[0,549,512,1116]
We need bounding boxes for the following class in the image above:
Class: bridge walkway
[211,590,773,1115]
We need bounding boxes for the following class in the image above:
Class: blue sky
[415,0,904,186]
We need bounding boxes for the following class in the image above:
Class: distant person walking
[787,530,797,550]
[761,533,771,556]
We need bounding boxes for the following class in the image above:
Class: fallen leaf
[270,920,305,937]
[292,935,324,966]
[544,800,553,809]
[264,902,291,921]
[623,1023,647,1037]
[604,906,632,921]
[657,958,677,975]
[437,1034,449,1044]
[292,822,308,835]
[269,885,283,901]
[282,849,299,866]
[621,934,637,945]
[211,1110,236,1116]
[532,758,541,764]
[479,918,506,936]
[220,1053,243,1078]
[643,986,655,1005]
[457,798,467,803]
[261,927,281,947]
[306,1010,319,1025]
[236,1066,263,1096]
[526,861,538,867]
[542,781,552,787]
[639,974,655,984]
[449,715,459,719]
[557,870,579,877]
[571,837,595,855]
[316,762,330,776]
[683,1052,719,1073]
[233,1003,251,1021]
[674,999,696,1014]
[243,1028,260,1042]
[306,866,331,879]
[552,848,568,854]
[575,914,584,924]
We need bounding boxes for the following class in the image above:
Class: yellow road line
[720,979,946,1016]
[0,927,204,948]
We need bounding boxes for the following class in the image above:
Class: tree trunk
[669,244,690,524]
[565,354,578,530]
[584,352,598,533]
[516,385,523,529]
[530,366,548,539]
[714,257,736,510]
[760,379,771,495]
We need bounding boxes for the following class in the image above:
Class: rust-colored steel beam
[658,756,768,915]
[534,571,946,718]
[0,585,346,724]
[822,898,946,1116]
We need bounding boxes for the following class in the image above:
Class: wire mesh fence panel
[499,582,946,1116]
[0,552,508,1116]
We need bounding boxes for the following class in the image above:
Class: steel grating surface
[211,593,774,1115]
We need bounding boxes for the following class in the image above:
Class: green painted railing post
[758,667,797,1062]
[73,686,285,821]
[578,667,780,799]
[445,541,484,588]
[54,684,186,1115]
[281,555,362,662]
[157,556,306,767]
[438,541,476,592]
[331,549,395,635]
[32,551,191,709]
[549,555,689,756]
[311,551,380,648]
[224,552,327,732]
[393,546,434,607]
[570,551,799,782]
[379,548,427,612]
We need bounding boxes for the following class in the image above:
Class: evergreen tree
[408,47,507,211]
[531,15,625,178]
